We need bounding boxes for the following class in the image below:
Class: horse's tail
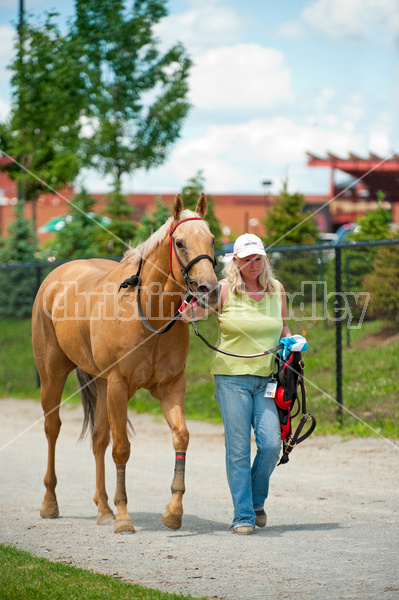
[76,368,97,440]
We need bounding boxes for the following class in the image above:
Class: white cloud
[150,117,362,193]
[276,19,305,39]
[340,94,365,122]
[189,44,293,109]
[342,120,355,133]
[110,115,397,195]
[306,88,366,130]
[368,131,390,156]
[302,0,399,44]
[154,3,244,56]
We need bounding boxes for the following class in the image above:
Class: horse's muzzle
[195,282,220,309]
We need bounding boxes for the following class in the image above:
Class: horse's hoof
[162,508,182,530]
[114,519,135,534]
[97,510,115,525]
[40,501,59,519]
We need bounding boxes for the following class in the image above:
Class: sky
[0,0,398,197]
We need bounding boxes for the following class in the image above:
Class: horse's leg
[39,359,74,519]
[154,378,189,530]
[92,378,114,525]
[107,373,135,534]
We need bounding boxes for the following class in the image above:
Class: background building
[1,152,398,242]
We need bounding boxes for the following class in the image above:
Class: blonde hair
[224,255,276,296]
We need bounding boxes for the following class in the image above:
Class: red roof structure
[307,152,399,198]
[307,152,399,225]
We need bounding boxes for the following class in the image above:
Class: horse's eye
[176,240,184,249]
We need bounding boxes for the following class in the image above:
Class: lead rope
[189,303,283,358]
[190,305,316,462]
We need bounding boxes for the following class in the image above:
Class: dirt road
[0,399,398,600]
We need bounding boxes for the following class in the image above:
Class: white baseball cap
[228,233,266,258]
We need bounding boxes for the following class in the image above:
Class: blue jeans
[214,374,282,529]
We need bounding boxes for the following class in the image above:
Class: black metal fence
[1,239,398,434]
[263,239,399,432]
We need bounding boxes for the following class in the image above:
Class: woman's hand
[179,281,226,323]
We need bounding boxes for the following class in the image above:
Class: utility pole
[262,180,272,207]
[17,0,25,212]
[19,0,24,29]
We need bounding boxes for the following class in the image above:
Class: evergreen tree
[349,192,391,242]
[95,186,137,256]
[134,196,170,243]
[134,172,222,247]
[262,183,320,299]
[180,172,222,249]
[362,243,399,323]
[49,190,102,259]
[262,182,318,248]
[344,192,393,297]
[0,203,42,317]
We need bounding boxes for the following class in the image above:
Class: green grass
[1,313,398,438]
[0,544,205,600]
[0,319,77,400]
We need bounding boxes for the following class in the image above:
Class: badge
[264,380,277,398]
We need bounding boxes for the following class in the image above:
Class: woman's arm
[280,282,291,339]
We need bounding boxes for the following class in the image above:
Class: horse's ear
[172,194,184,220]
[195,193,208,218]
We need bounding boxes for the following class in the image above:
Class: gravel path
[0,399,398,600]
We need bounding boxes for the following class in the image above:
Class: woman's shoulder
[270,277,282,289]
[267,278,284,298]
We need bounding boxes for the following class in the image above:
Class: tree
[94,186,137,256]
[72,0,192,190]
[262,182,319,248]
[0,203,42,317]
[134,196,170,243]
[361,243,399,323]
[180,172,223,249]
[344,192,393,297]
[48,190,102,260]
[3,13,86,224]
[134,172,222,248]
[262,183,320,298]
[349,192,391,242]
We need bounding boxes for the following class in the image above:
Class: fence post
[335,246,343,424]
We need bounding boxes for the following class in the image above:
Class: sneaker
[232,525,254,535]
[255,509,267,528]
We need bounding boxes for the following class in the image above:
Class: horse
[32,193,219,533]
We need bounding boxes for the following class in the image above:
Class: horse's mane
[122,209,209,264]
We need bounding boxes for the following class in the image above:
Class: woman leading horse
[32,193,219,534]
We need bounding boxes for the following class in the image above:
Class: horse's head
[170,193,219,309]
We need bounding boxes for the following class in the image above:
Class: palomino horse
[32,194,219,533]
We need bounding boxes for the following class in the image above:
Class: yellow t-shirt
[210,279,283,376]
